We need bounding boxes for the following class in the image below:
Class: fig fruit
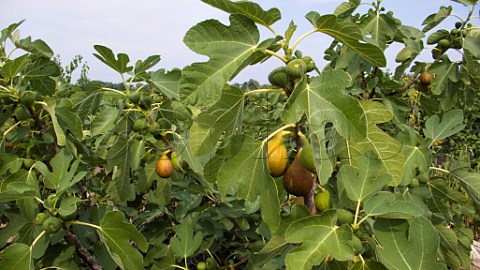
[420,72,433,86]
[267,131,290,177]
[286,59,307,81]
[268,66,289,88]
[336,209,354,225]
[298,132,315,173]
[315,187,332,211]
[127,92,141,104]
[133,119,149,131]
[42,216,63,234]
[156,150,173,178]
[283,149,315,196]
[34,212,48,225]
[170,151,182,172]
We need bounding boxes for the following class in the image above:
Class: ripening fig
[283,149,315,196]
[267,131,291,177]
[155,150,173,178]
[420,72,433,86]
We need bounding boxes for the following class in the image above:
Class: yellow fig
[155,150,173,178]
[267,131,291,177]
[283,149,315,196]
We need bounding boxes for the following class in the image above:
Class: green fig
[298,132,315,173]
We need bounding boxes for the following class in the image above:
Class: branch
[63,227,102,270]
[386,73,421,97]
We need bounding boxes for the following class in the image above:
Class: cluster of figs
[267,130,331,212]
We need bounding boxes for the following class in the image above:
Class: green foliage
[1,1,480,269]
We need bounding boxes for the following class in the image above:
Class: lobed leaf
[169,222,203,258]
[374,217,447,270]
[189,85,244,156]
[306,13,386,67]
[99,211,148,270]
[180,14,260,106]
[423,109,465,143]
[201,0,281,27]
[285,211,355,270]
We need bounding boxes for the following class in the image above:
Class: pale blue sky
[1,0,475,84]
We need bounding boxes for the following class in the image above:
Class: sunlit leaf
[338,151,392,203]
[397,128,432,185]
[201,0,281,27]
[180,14,260,106]
[421,6,452,32]
[338,101,404,184]
[93,45,133,74]
[364,192,424,218]
[464,29,480,58]
[374,217,447,270]
[359,10,397,49]
[306,13,386,67]
[285,211,355,270]
[423,109,465,142]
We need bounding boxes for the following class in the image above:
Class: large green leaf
[337,151,392,203]
[0,243,34,270]
[450,168,480,208]
[285,211,355,270]
[169,222,203,258]
[105,136,135,204]
[93,45,133,74]
[40,97,66,146]
[421,6,452,32]
[149,68,181,100]
[397,128,432,186]
[306,13,386,67]
[201,0,281,27]
[0,170,38,202]
[90,106,118,137]
[16,37,53,58]
[374,217,447,270]
[364,192,425,219]
[180,14,259,106]
[423,109,465,143]
[189,85,244,156]
[464,29,480,58]
[283,69,367,142]
[339,101,404,185]
[217,135,266,202]
[98,211,148,270]
[428,61,459,95]
[34,148,86,193]
[359,10,398,49]
[0,54,29,81]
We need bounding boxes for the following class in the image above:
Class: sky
[1,0,475,84]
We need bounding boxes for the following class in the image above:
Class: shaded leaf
[0,243,33,270]
[34,148,86,192]
[450,168,480,208]
[169,222,203,258]
[189,85,244,156]
[397,128,432,185]
[16,37,53,57]
[99,211,148,270]
[149,68,181,100]
[464,29,480,58]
